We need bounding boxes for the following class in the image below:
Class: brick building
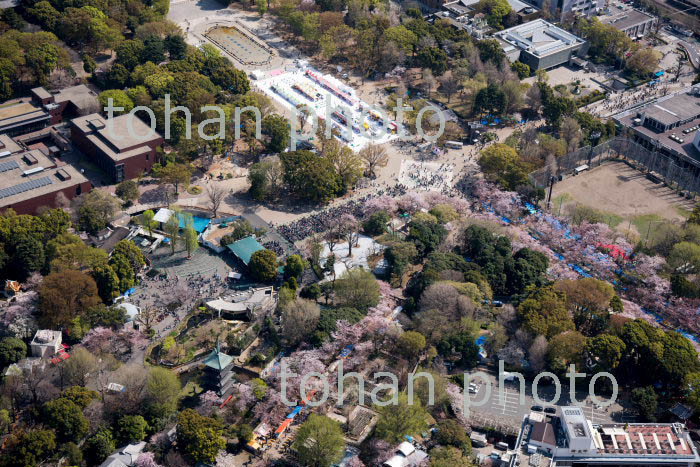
[0,134,91,215]
[71,113,164,182]
[0,85,98,136]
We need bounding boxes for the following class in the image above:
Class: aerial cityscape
[2,0,700,465]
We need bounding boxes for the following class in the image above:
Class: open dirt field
[552,160,694,233]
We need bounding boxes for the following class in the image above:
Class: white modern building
[520,406,700,467]
[30,329,62,358]
[494,19,587,70]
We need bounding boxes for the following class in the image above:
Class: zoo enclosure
[530,137,700,198]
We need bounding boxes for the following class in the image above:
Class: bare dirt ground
[552,160,694,233]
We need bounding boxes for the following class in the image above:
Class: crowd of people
[590,82,673,117]
[130,269,229,337]
[275,195,373,243]
[399,161,455,192]
[263,240,285,256]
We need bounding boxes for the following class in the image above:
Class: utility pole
[546,175,556,210]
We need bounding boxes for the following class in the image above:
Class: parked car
[531,405,544,412]
[544,407,557,414]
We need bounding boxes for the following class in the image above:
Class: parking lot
[462,369,626,429]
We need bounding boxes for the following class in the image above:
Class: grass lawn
[631,214,665,240]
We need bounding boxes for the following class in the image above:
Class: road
[680,40,700,69]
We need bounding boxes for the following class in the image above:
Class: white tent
[153,208,173,224]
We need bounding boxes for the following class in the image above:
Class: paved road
[680,40,700,69]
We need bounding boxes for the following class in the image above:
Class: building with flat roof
[494,19,587,70]
[30,330,62,358]
[0,101,52,136]
[614,85,700,180]
[0,134,90,215]
[530,0,603,19]
[71,113,164,182]
[517,406,700,466]
[434,0,539,36]
[600,5,658,38]
[0,85,98,136]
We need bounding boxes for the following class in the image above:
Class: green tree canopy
[99,89,134,114]
[42,398,89,442]
[631,386,658,421]
[1,429,57,467]
[177,409,226,463]
[398,331,427,360]
[584,334,626,373]
[292,414,346,467]
[478,143,530,190]
[430,446,474,467]
[0,337,27,368]
[39,270,101,328]
[333,268,380,311]
[407,219,447,257]
[374,392,430,444]
[84,428,115,466]
[145,367,181,419]
[435,419,472,454]
[281,150,342,203]
[475,0,512,29]
[518,286,575,338]
[547,331,587,374]
[117,415,149,444]
[249,249,278,282]
[262,114,291,153]
[61,386,98,409]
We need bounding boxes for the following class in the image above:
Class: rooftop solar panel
[0,160,19,173]
[0,176,53,200]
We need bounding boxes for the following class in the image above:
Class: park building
[614,85,700,187]
[599,4,658,39]
[516,406,700,466]
[493,19,587,71]
[528,0,604,19]
[0,85,98,136]
[431,0,539,38]
[0,133,90,215]
[71,113,164,183]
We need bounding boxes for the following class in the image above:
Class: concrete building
[614,85,700,180]
[0,134,90,215]
[0,85,98,136]
[31,85,99,121]
[433,0,539,37]
[530,0,603,19]
[517,406,700,467]
[205,286,277,320]
[600,5,658,38]
[71,113,164,182]
[494,19,587,70]
[0,101,53,137]
[30,330,62,358]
